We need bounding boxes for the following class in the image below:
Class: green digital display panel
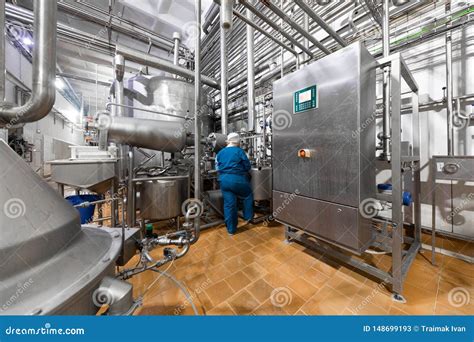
[294,85,318,114]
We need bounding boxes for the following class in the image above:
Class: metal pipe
[446,2,454,156]
[230,7,298,56]
[221,0,234,30]
[239,0,314,58]
[98,115,188,153]
[247,7,255,132]
[203,2,219,34]
[260,0,330,55]
[192,0,202,245]
[382,0,392,161]
[294,0,347,48]
[0,0,57,127]
[0,0,5,102]
[220,14,229,135]
[115,45,220,89]
[127,148,135,227]
[173,32,181,68]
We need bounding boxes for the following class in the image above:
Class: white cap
[226,132,240,144]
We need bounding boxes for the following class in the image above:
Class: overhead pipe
[0,0,5,102]
[221,0,234,30]
[173,32,181,67]
[446,1,454,156]
[115,45,220,89]
[229,6,298,56]
[0,0,57,127]
[260,0,330,56]
[294,0,347,48]
[239,0,314,58]
[381,0,392,161]
[219,0,232,135]
[246,7,255,132]
[191,0,203,245]
[203,2,220,34]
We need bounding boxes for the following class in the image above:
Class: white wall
[4,40,85,174]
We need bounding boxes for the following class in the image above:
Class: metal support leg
[111,180,117,227]
[431,159,437,265]
[390,57,403,296]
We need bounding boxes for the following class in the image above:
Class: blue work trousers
[219,174,254,234]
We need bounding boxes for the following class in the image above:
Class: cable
[150,268,199,316]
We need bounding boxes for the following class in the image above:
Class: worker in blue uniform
[216,132,254,235]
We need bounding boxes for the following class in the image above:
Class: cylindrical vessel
[137,177,189,220]
[250,166,272,201]
[102,115,188,153]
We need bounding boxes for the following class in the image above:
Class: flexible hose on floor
[150,269,199,316]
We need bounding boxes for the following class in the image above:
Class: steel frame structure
[284,52,421,300]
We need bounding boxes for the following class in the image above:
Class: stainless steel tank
[250,167,272,201]
[137,176,189,220]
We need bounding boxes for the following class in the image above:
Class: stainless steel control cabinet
[272,42,377,254]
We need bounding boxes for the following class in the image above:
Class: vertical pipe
[382,0,391,161]
[303,12,309,66]
[220,5,229,135]
[221,0,233,29]
[173,32,181,79]
[0,0,5,102]
[127,148,135,227]
[246,7,255,132]
[114,54,128,182]
[279,0,284,78]
[446,2,454,156]
[173,32,181,66]
[193,0,202,243]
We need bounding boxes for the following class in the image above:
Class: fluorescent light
[22,37,33,46]
[55,78,65,90]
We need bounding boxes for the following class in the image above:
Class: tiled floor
[126,221,474,315]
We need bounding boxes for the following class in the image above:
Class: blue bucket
[66,194,102,224]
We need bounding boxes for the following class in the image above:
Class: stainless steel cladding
[272,42,376,254]
[137,177,189,220]
[250,167,272,201]
[0,140,122,314]
[125,75,212,137]
[104,115,188,153]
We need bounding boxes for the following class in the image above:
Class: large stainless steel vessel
[250,167,272,201]
[137,176,189,220]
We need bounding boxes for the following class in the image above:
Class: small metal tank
[250,166,272,201]
[137,177,189,220]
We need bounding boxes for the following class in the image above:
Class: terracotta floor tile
[263,270,294,288]
[247,278,275,303]
[242,262,267,280]
[228,290,260,314]
[226,271,253,292]
[207,302,236,315]
[251,299,288,315]
[288,276,319,301]
[204,280,235,307]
